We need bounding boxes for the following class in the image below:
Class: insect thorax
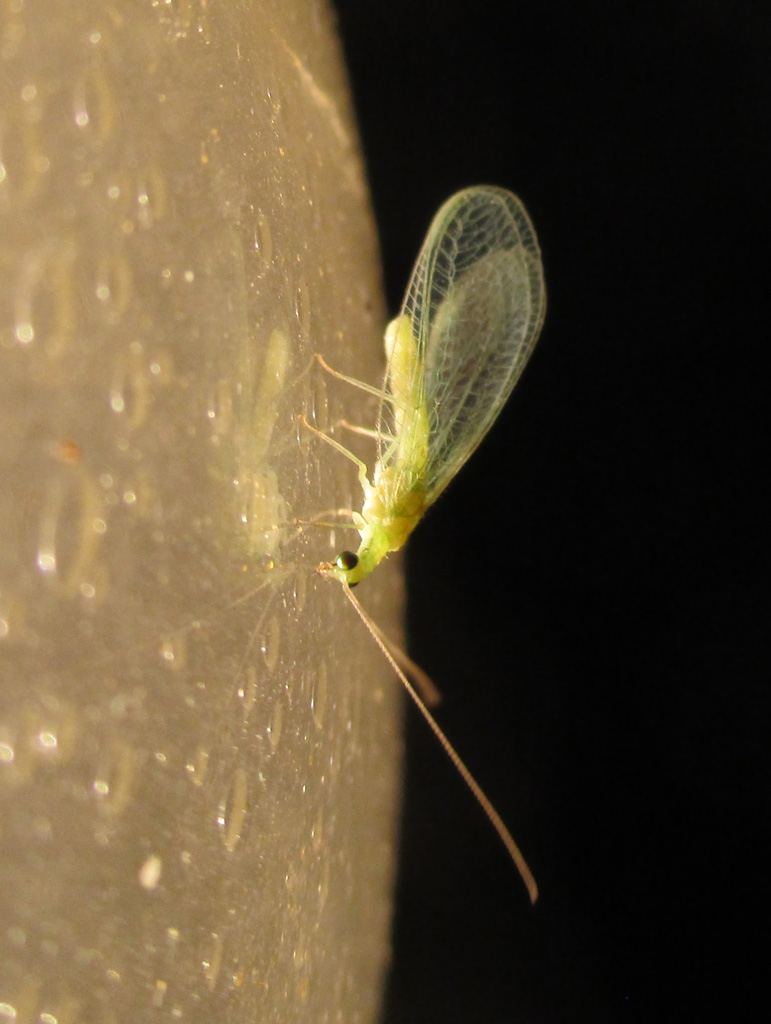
[362,466,427,545]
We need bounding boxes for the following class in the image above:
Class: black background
[333,3,767,1021]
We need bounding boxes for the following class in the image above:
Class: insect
[304,185,546,901]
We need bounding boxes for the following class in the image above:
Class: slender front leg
[314,352,385,399]
[299,415,371,494]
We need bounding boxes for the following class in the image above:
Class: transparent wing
[378,186,546,504]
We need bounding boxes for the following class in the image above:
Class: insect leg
[299,415,371,491]
[294,508,362,531]
[334,418,395,443]
[314,353,385,398]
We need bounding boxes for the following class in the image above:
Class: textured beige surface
[0,2,402,1021]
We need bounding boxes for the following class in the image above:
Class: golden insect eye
[336,550,359,571]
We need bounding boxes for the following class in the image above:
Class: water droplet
[268,699,283,751]
[159,634,186,670]
[241,664,258,721]
[139,854,162,890]
[36,549,56,573]
[14,321,34,344]
[93,739,137,816]
[311,808,323,851]
[135,162,168,228]
[219,767,248,851]
[203,932,224,990]
[152,979,167,1007]
[311,663,327,731]
[294,570,307,613]
[253,210,273,270]
[294,275,312,343]
[261,615,280,673]
[186,745,209,786]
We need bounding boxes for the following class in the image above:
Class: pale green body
[329,314,429,584]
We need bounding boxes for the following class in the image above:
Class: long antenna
[338,582,538,904]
